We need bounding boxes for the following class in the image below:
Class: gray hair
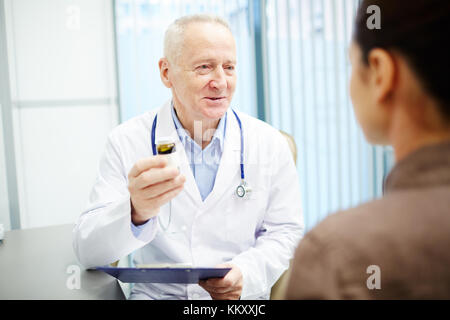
[163,14,232,64]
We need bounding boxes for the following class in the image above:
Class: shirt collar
[171,102,227,152]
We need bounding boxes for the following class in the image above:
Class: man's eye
[196,65,211,74]
[225,65,235,71]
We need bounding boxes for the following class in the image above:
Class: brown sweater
[285,142,450,299]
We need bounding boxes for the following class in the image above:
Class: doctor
[73,14,304,300]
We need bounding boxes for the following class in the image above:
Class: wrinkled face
[349,41,389,144]
[166,22,237,121]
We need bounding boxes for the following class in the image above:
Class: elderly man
[73,14,303,300]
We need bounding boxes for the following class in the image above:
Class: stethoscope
[151,109,251,199]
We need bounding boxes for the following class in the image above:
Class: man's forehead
[167,21,236,65]
[178,25,236,64]
[183,23,235,45]
[189,56,237,65]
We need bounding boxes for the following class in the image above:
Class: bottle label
[166,152,180,170]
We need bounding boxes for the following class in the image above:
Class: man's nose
[209,67,227,90]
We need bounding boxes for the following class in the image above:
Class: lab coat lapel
[155,101,203,205]
[203,108,241,210]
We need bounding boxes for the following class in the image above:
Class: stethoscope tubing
[151,109,245,180]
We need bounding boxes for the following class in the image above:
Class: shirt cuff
[130,217,157,242]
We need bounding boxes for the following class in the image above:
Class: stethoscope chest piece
[236,180,252,198]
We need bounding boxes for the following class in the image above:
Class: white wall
[4,0,119,229]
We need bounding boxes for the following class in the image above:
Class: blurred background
[0,0,394,233]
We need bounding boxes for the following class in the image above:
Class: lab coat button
[181,225,187,231]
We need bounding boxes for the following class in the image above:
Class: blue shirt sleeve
[130,217,157,242]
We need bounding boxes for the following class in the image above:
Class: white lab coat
[73,100,304,300]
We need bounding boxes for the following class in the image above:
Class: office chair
[270,130,297,300]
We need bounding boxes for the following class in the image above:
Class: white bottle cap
[156,137,176,145]
[0,224,4,241]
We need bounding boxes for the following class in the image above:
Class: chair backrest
[270,130,297,300]
[279,130,297,164]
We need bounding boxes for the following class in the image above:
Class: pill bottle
[156,137,180,169]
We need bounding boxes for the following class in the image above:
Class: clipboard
[95,266,231,284]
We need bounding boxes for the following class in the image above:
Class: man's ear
[367,48,396,104]
[159,58,172,89]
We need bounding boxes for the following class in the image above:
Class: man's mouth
[205,97,226,101]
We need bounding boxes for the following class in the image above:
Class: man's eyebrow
[190,58,236,65]
[191,58,216,65]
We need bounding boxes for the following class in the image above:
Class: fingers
[141,174,186,199]
[199,281,240,300]
[210,292,241,300]
[134,166,180,190]
[128,156,167,178]
[128,156,185,222]
[199,264,243,300]
[207,265,239,288]
[130,184,184,224]
[149,185,184,208]
[199,276,238,294]
[199,281,232,294]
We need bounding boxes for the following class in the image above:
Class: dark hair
[354,0,450,119]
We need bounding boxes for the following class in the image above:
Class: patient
[286,0,450,299]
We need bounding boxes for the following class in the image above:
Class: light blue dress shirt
[131,106,227,237]
[171,105,227,201]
